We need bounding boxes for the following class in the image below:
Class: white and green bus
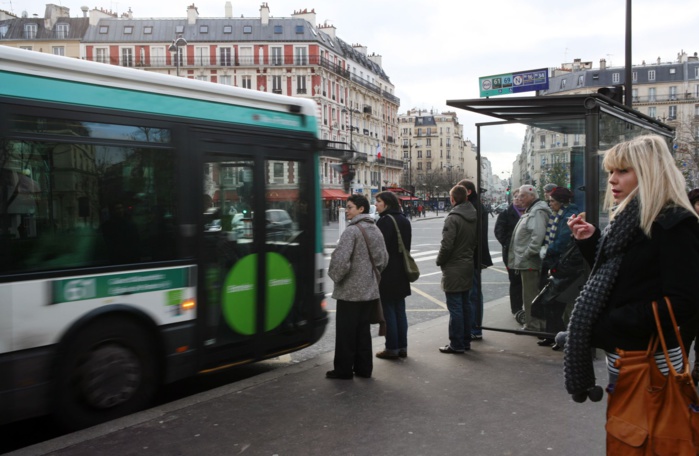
[0,46,328,429]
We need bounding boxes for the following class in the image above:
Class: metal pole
[625,0,632,108]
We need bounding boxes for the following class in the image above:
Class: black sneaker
[471,334,483,341]
[438,344,465,354]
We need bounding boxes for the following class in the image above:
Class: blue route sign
[479,68,549,97]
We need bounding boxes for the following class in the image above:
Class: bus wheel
[54,317,158,430]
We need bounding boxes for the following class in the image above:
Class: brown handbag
[605,297,699,455]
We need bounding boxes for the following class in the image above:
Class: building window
[219,75,232,85]
[220,47,232,66]
[417,151,422,159]
[648,70,656,81]
[695,67,699,79]
[417,162,422,170]
[560,79,567,89]
[95,47,108,64]
[577,75,584,86]
[633,71,638,82]
[271,46,282,65]
[670,86,677,100]
[648,106,657,118]
[56,23,69,39]
[272,76,282,94]
[24,23,38,39]
[669,105,677,120]
[196,74,208,81]
[52,46,65,56]
[612,72,620,83]
[199,25,208,34]
[426,162,432,171]
[144,26,152,34]
[243,25,252,34]
[274,25,283,34]
[124,26,133,34]
[297,75,306,94]
[540,134,546,149]
[648,87,656,102]
[294,47,307,65]
[99,25,109,34]
[194,46,209,65]
[426,150,431,158]
[176,25,184,34]
[295,25,304,34]
[670,68,676,75]
[241,75,252,89]
[632,88,638,102]
[121,48,134,67]
[223,25,232,34]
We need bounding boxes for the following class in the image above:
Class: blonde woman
[564,135,699,404]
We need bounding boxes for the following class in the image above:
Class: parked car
[494,202,509,214]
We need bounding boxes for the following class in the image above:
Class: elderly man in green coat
[508,184,552,332]
[436,185,477,353]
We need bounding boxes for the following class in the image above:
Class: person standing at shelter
[508,185,551,332]
[436,185,477,353]
[327,194,388,379]
[564,135,699,408]
[457,179,493,342]
[374,191,412,360]
[495,188,524,317]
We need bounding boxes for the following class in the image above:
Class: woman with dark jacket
[494,189,524,316]
[564,135,699,406]
[374,191,412,359]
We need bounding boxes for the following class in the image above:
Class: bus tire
[53,316,159,431]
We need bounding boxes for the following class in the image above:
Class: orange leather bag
[605,297,699,455]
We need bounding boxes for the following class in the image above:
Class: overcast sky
[9,0,699,175]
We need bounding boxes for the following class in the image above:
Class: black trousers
[508,268,523,314]
[334,300,374,377]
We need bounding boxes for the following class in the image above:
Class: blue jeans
[381,298,408,354]
[468,270,483,336]
[445,291,471,351]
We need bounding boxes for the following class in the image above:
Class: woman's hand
[567,213,595,240]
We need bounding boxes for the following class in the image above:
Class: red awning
[398,195,419,201]
[266,189,299,201]
[322,188,350,200]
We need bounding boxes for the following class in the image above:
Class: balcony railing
[633,93,698,103]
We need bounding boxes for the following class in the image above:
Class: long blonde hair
[602,135,698,236]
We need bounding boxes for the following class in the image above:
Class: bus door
[199,145,317,365]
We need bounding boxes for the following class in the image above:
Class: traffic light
[506,187,510,195]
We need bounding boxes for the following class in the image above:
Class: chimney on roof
[187,4,199,25]
[319,21,336,38]
[80,6,88,17]
[368,53,382,68]
[260,2,269,25]
[292,8,316,27]
[225,1,232,18]
[353,44,367,56]
[600,58,606,70]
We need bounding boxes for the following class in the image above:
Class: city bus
[0,46,328,429]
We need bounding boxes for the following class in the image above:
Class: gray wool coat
[507,199,552,270]
[436,202,477,292]
[329,214,388,302]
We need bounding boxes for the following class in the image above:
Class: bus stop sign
[479,68,549,97]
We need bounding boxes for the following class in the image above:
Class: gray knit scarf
[563,197,642,397]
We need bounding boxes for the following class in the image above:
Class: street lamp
[434,185,439,216]
[402,139,412,193]
[169,35,187,77]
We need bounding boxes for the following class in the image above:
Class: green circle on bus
[222,252,296,335]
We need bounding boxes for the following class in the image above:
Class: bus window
[0,137,178,274]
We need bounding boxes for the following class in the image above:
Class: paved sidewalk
[13,300,609,456]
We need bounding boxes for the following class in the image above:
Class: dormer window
[176,25,184,34]
[56,23,69,39]
[24,23,38,39]
[223,25,232,33]
[99,25,109,34]
[295,25,303,34]
[199,25,208,34]
[124,26,133,34]
[143,26,152,34]
[274,25,282,34]
[243,25,252,34]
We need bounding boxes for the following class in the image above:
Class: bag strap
[355,222,381,285]
[387,214,408,254]
[651,297,690,376]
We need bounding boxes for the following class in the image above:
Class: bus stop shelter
[446,93,674,336]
